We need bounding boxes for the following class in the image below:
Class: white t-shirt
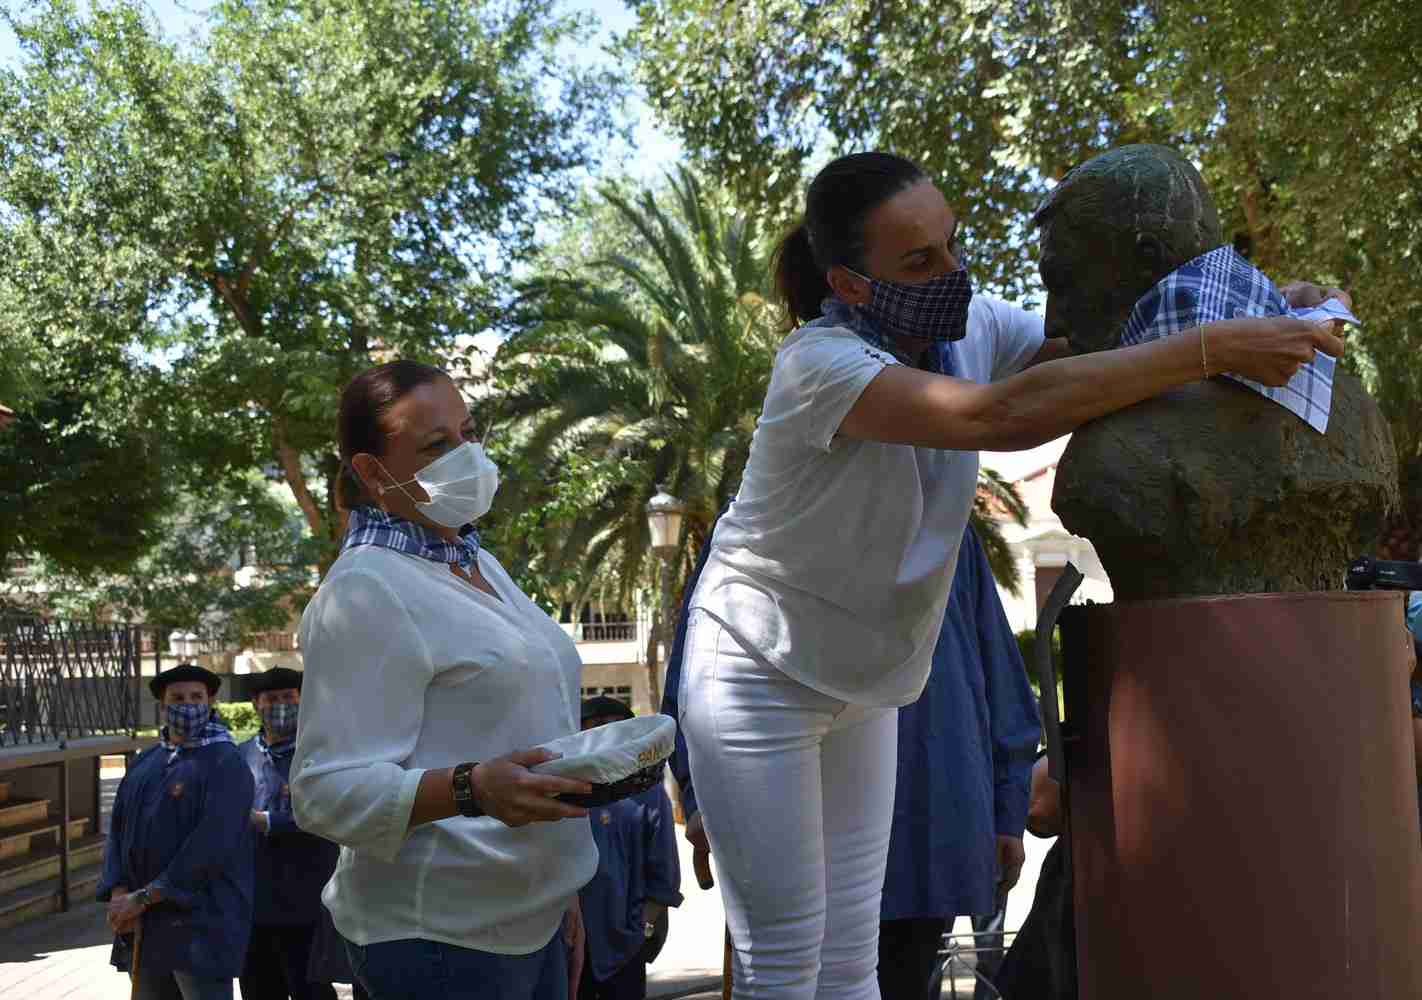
[291,545,598,955]
[690,294,1044,707]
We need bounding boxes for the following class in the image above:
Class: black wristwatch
[133,887,154,909]
[451,762,484,819]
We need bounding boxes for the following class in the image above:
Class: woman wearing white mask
[678,152,1344,1000]
[292,361,597,1000]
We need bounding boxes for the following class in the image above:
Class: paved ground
[0,763,1053,999]
[646,827,1055,999]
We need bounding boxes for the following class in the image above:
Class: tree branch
[208,272,262,337]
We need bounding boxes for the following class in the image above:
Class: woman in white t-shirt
[291,361,599,1000]
[677,152,1342,1000]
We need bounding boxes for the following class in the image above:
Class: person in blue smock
[879,525,1040,1000]
[98,663,256,1000]
[238,666,341,1000]
[663,523,1038,1000]
[577,697,684,1000]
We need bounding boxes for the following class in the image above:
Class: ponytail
[772,222,830,329]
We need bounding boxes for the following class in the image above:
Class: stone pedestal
[1060,591,1422,1000]
[1052,372,1397,600]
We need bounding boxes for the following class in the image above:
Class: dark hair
[772,152,926,327]
[337,359,449,509]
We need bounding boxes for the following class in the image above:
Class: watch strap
[451,762,484,818]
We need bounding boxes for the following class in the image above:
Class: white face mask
[378,442,500,528]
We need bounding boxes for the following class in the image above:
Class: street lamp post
[644,485,685,713]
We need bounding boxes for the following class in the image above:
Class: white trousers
[679,609,899,1000]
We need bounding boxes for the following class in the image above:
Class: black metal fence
[0,616,143,748]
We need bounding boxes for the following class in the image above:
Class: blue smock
[238,736,340,926]
[97,739,256,979]
[880,526,1040,919]
[663,523,1038,920]
[578,785,684,983]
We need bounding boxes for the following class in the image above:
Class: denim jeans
[133,968,233,1000]
[343,932,567,1000]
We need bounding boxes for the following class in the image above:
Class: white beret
[531,714,677,807]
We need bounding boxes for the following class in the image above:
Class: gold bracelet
[1199,325,1209,379]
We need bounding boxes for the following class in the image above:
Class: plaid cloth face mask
[845,263,974,342]
[164,702,212,741]
[259,703,299,741]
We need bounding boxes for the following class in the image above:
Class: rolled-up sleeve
[292,569,433,863]
[770,329,895,454]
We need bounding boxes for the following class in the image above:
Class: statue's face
[1037,206,1145,354]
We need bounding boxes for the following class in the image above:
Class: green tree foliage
[215,702,260,742]
[974,467,1028,594]
[0,0,623,582]
[6,474,318,639]
[626,0,1422,552]
[0,351,171,573]
[624,0,1050,300]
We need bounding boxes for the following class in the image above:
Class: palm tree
[484,168,778,623]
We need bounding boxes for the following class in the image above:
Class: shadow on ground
[0,901,114,964]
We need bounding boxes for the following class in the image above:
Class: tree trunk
[273,416,325,542]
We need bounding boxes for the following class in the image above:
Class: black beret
[580,695,635,722]
[149,663,222,699]
[250,666,304,697]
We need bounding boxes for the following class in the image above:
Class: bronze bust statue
[1035,144,1397,599]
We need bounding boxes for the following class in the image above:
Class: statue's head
[1033,144,1224,352]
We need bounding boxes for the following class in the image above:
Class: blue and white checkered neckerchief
[1121,245,1353,433]
[257,731,296,762]
[818,297,956,376]
[159,718,235,765]
[341,504,480,572]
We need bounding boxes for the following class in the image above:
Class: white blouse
[291,544,597,955]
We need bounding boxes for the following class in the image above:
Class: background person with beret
[238,666,341,1000]
[97,663,257,1000]
[576,697,683,1000]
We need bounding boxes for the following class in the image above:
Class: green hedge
[215,702,260,742]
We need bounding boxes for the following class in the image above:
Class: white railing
[562,620,638,642]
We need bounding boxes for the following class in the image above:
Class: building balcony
[560,619,646,667]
